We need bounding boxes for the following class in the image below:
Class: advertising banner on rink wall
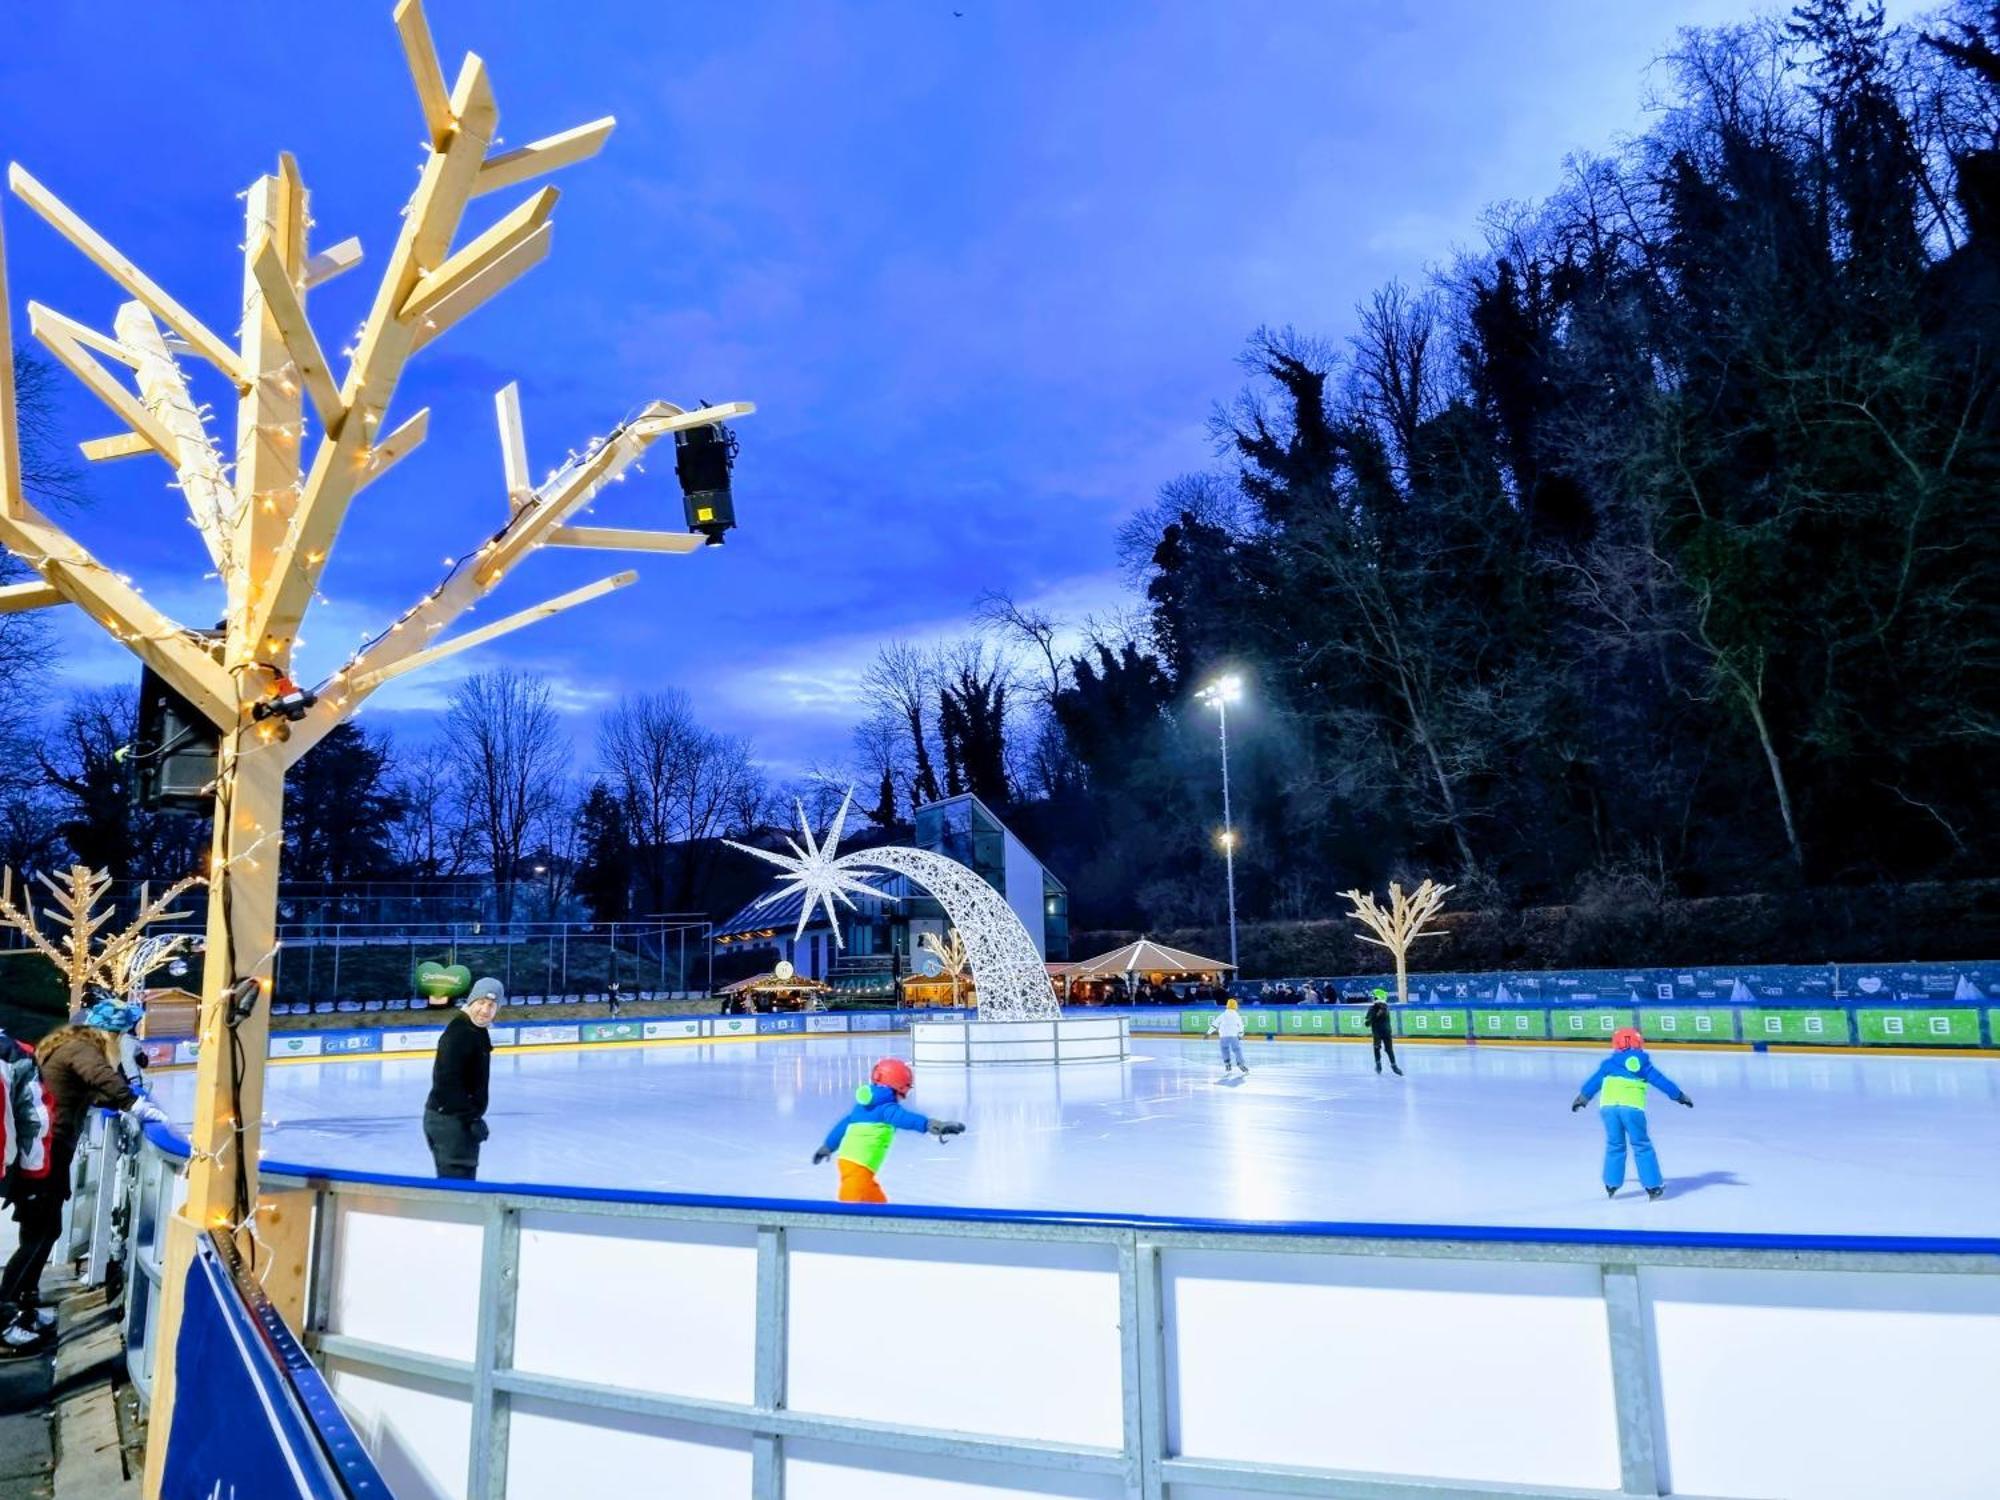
[1245,961,2000,1005]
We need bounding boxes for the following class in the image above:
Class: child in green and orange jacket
[812,1058,964,1203]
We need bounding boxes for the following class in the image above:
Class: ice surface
[151,1036,2000,1237]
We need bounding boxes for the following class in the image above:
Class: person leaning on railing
[0,995,166,1351]
[424,979,500,1181]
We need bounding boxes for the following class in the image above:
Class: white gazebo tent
[1064,938,1235,1000]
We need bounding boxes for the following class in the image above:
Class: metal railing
[94,1121,2000,1500]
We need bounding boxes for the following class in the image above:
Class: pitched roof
[1067,938,1235,978]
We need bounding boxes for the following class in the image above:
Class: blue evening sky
[1,1,1861,774]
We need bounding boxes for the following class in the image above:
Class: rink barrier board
[127,996,2000,1073]
[107,1122,2000,1500]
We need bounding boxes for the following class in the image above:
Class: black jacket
[1365,1000,1393,1037]
[425,1013,492,1120]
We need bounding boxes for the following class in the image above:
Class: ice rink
[153,1033,2000,1238]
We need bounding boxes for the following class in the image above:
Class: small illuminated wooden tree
[0,865,200,1011]
[920,926,971,1008]
[1342,879,1453,1005]
[0,4,751,1489]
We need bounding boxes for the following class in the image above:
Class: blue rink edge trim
[138,1122,2000,1259]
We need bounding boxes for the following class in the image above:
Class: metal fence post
[469,1201,521,1500]
[752,1224,789,1500]
[1129,1239,1168,1500]
[1602,1263,1663,1496]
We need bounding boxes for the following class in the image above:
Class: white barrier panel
[512,1213,758,1404]
[1164,1248,1623,1490]
[911,1017,1129,1066]
[327,1196,485,1361]
[783,1439,1121,1499]
[788,1231,1124,1448]
[711,1016,758,1038]
[508,1399,753,1498]
[642,1018,703,1039]
[382,1028,442,1053]
[268,1034,324,1059]
[327,1362,472,1500]
[1643,1265,2000,1499]
[804,1014,850,1033]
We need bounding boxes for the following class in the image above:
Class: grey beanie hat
[467,977,505,1006]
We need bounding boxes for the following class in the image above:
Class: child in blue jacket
[1571,1028,1692,1200]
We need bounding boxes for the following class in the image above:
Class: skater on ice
[1571,1027,1692,1200]
[424,979,500,1180]
[1208,998,1249,1075]
[1365,989,1402,1075]
[813,1058,963,1204]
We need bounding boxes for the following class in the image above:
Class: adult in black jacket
[1365,990,1402,1077]
[424,981,499,1179]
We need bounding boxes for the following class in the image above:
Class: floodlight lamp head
[1197,673,1243,708]
[675,419,739,546]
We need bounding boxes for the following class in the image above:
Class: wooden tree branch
[355,407,430,493]
[546,525,706,553]
[285,397,746,759]
[0,497,233,725]
[249,239,342,429]
[394,0,454,148]
[79,432,153,463]
[400,186,557,324]
[472,118,616,197]
[302,236,363,291]
[28,304,175,456]
[496,382,530,506]
[408,221,550,353]
[251,52,497,655]
[0,580,64,613]
[347,570,634,693]
[116,303,235,571]
[8,166,242,380]
[0,205,19,518]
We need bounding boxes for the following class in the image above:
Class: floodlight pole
[1197,676,1242,973]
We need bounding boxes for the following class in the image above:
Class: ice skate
[1605,1184,1618,1198]
[1646,1185,1665,1201]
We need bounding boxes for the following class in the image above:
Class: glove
[1677,1095,1694,1108]
[471,1118,491,1142]
[130,1099,169,1127]
[927,1119,965,1137]
[1570,1096,1588,1113]
[812,1146,833,1165]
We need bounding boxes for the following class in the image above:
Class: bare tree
[851,706,908,823]
[444,670,568,922]
[599,689,762,910]
[388,741,474,878]
[973,589,1066,704]
[1349,281,1444,475]
[861,641,942,806]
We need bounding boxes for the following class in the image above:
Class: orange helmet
[870,1057,914,1097]
[1611,1027,1644,1052]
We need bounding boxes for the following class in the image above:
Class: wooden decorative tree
[1341,879,1453,1005]
[0,3,752,1487]
[0,866,200,1011]
[920,926,971,1008]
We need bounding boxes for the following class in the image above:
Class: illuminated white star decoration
[729,789,1061,1021]
[727,792,900,948]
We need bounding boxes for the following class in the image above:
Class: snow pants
[837,1159,887,1203]
[1219,1037,1247,1071]
[1600,1105,1662,1191]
